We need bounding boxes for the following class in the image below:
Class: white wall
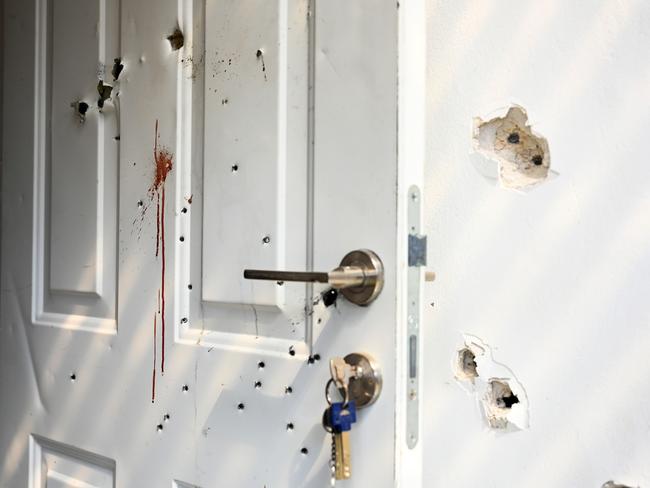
[422,1,650,487]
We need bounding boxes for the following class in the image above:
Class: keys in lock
[322,353,382,484]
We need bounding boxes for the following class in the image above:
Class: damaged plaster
[454,334,529,431]
[473,105,553,191]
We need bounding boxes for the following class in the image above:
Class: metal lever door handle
[243,249,384,306]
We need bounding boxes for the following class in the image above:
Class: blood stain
[150,120,173,400]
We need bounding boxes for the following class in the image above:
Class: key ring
[325,378,349,406]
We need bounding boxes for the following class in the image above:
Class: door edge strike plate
[407,185,424,449]
[243,249,384,306]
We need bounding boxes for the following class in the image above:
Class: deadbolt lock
[243,249,384,306]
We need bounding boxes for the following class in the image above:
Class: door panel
[178,0,311,350]
[33,0,119,333]
[30,436,116,488]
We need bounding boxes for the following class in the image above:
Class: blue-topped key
[329,401,357,433]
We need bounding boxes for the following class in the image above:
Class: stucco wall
[422,1,650,486]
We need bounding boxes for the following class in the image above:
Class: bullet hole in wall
[454,334,529,431]
[286,422,294,431]
[167,28,184,51]
[489,379,520,409]
[457,348,478,380]
[473,105,553,191]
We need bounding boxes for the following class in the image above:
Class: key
[329,357,352,402]
[329,401,357,480]
[321,407,337,485]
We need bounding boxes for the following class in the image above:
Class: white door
[1,0,425,487]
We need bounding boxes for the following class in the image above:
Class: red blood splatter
[151,310,157,403]
[150,120,173,401]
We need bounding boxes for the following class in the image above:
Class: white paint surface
[423,1,650,487]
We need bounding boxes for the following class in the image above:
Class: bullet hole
[321,288,338,307]
[163,414,170,422]
[231,164,239,172]
[300,447,309,455]
[286,422,294,431]
[262,235,271,245]
[182,385,189,392]
[114,135,120,141]
[97,80,113,109]
[237,402,245,411]
[69,373,77,382]
[317,318,322,324]
[180,317,188,324]
[167,28,184,51]
[257,361,265,369]
[71,101,89,122]
[313,354,321,361]
[490,380,520,409]
[455,335,529,431]
[157,424,164,432]
[254,380,262,389]
[256,49,268,81]
[457,348,478,379]
[179,236,185,242]
[137,200,144,207]
[289,346,296,356]
[187,284,193,290]
[285,386,293,395]
[307,356,315,365]
[221,98,229,105]
[473,105,552,191]
[111,58,124,81]
[181,207,187,213]
[277,281,284,286]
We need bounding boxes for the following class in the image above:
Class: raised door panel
[33,0,119,333]
[176,0,311,354]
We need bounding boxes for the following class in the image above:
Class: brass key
[333,429,352,480]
